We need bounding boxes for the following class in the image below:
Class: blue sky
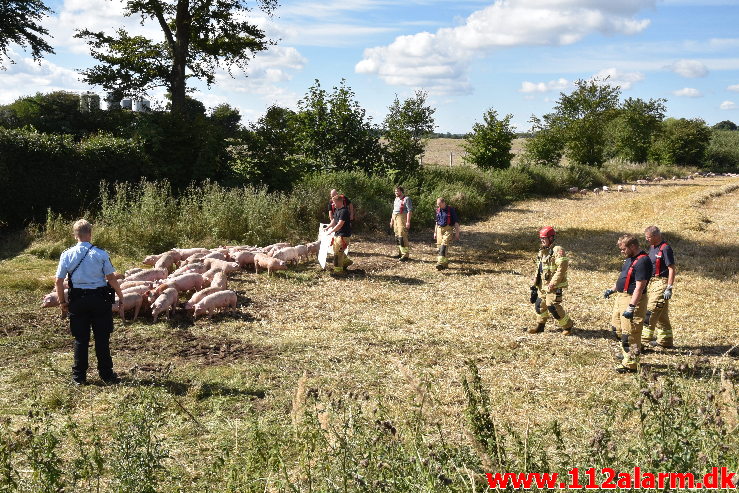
[2,0,739,132]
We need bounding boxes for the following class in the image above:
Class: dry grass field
[421,137,527,166]
[0,175,737,490]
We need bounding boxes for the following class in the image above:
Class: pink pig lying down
[41,289,68,308]
[203,258,240,273]
[253,253,287,275]
[184,286,225,312]
[203,251,227,261]
[111,292,144,322]
[151,287,179,322]
[193,290,237,319]
[210,271,228,289]
[124,267,168,283]
[174,248,210,261]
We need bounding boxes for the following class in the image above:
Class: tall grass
[31,162,698,256]
[0,363,735,491]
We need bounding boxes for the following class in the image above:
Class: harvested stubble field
[0,176,738,490]
[421,137,526,166]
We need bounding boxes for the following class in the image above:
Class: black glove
[529,286,538,304]
[622,304,635,319]
[603,289,615,299]
[663,285,673,300]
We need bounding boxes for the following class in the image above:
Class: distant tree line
[462,79,738,171]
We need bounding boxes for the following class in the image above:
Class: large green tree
[0,0,54,68]
[75,0,276,114]
[609,97,666,163]
[649,118,711,166]
[550,78,621,167]
[462,108,515,170]
[382,90,435,177]
[294,80,382,173]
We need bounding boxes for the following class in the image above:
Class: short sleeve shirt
[55,242,115,289]
[435,206,458,227]
[393,196,413,214]
[649,242,675,278]
[334,207,352,237]
[615,251,653,294]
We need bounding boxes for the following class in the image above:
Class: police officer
[603,234,653,373]
[433,197,460,270]
[324,195,353,275]
[642,226,676,349]
[389,186,413,261]
[529,226,574,335]
[55,219,125,385]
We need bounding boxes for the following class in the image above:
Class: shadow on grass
[0,229,34,260]
[369,274,425,285]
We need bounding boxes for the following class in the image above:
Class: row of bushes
[34,160,692,257]
[1,363,736,491]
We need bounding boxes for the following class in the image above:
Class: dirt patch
[115,329,271,366]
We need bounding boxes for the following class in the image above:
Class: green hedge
[0,128,148,227]
[31,159,698,256]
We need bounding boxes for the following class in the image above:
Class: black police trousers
[68,292,114,380]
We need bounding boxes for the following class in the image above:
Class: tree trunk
[170,0,191,114]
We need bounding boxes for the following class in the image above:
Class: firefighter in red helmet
[529,226,575,335]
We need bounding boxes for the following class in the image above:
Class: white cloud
[356,0,655,93]
[672,87,702,98]
[592,67,644,90]
[720,100,737,110]
[213,46,307,108]
[728,84,739,92]
[0,54,86,104]
[667,59,709,78]
[519,78,570,93]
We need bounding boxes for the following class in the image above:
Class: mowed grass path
[0,176,737,481]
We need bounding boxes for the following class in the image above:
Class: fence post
[449,152,453,167]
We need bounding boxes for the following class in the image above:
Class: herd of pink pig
[41,241,321,321]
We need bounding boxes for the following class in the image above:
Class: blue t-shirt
[649,241,675,278]
[615,251,653,294]
[55,242,115,289]
[435,206,459,227]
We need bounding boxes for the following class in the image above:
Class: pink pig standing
[151,287,178,322]
[112,292,145,322]
[41,289,68,308]
[184,286,225,312]
[254,253,287,275]
[193,290,237,319]
[124,268,168,283]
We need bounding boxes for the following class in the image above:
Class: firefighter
[324,194,353,275]
[389,186,413,261]
[433,197,460,270]
[603,234,653,373]
[529,226,574,335]
[327,189,354,223]
[642,226,676,349]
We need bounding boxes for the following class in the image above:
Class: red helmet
[539,226,556,239]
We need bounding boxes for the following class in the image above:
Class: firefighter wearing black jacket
[603,234,653,373]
